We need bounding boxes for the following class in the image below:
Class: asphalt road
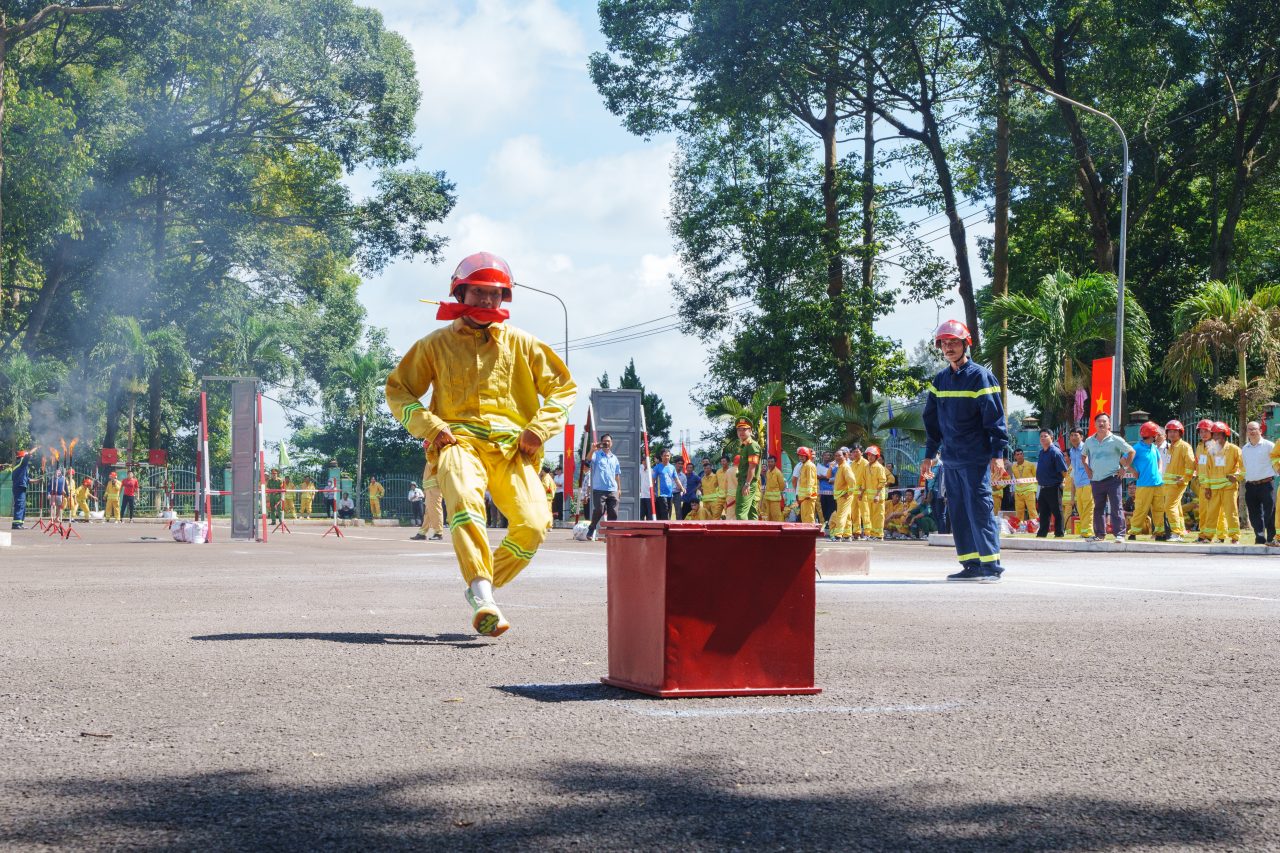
[2,522,1278,851]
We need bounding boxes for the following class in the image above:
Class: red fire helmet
[449,252,514,301]
[1212,421,1231,436]
[1196,418,1214,432]
[933,319,972,346]
[796,446,812,460]
[865,445,882,458]
[1139,421,1161,439]
[1165,419,1185,434]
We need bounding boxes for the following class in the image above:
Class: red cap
[933,319,972,346]
[1139,421,1160,439]
[1212,421,1231,436]
[796,446,812,459]
[1196,418,1214,432]
[865,445,881,457]
[449,252,514,301]
[1165,419,1185,433]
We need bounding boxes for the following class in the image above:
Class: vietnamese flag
[767,405,783,464]
[1089,356,1114,435]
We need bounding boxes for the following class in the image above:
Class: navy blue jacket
[923,359,1009,467]
[1036,443,1068,486]
[11,454,31,491]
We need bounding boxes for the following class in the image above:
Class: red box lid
[601,520,823,537]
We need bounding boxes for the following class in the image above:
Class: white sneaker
[1166,534,1184,543]
[1114,534,1124,543]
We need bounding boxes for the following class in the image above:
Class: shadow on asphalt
[4,766,1268,850]
[190,632,486,647]
[494,682,651,703]
[819,579,952,585]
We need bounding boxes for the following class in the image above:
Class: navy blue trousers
[12,488,26,523]
[943,463,1002,569]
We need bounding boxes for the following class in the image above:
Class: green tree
[704,381,815,460]
[982,270,1152,425]
[90,314,153,457]
[1162,281,1280,432]
[0,349,62,456]
[322,335,395,506]
[811,397,927,448]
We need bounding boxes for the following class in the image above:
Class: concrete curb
[927,532,1280,557]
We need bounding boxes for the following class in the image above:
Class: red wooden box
[600,520,822,698]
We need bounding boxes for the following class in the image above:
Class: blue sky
[264,0,993,454]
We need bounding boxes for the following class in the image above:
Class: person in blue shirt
[678,460,701,520]
[1065,428,1094,537]
[586,434,622,541]
[9,447,38,529]
[921,319,1009,582]
[1035,428,1069,537]
[1127,421,1164,540]
[651,449,682,520]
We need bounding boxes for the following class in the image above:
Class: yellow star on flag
[1093,394,1108,415]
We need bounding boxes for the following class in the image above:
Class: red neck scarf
[436,303,509,324]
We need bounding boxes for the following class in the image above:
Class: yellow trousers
[847,492,864,536]
[1205,485,1240,541]
[992,486,1004,517]
[1162,482,1188,536]
[105,498,120,521]
[830,495,852,537]
[1073,485,1094,537]
[1013,490,1036,523]
[701,499,723,521]
[763,496,785,522]
[435,435,549,588]
[799,498,817,524]
[1130,485,1163,536]
[300,497,314,518]
[283,496,296,518]
[868,497,885,538]
[1195,481,1210,538]
[423,485,443,533]
[74,498,90,519]
[369,497,381,518]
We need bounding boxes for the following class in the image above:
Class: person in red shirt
[121,469,141,522]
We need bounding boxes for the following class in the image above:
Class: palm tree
[983,270,1152,425]
[227,314,295,386]
[1163,281,1280,435]
[324,346,395,508]
[705,381,814,458]
[811,397,926,448]
[0,352,63,457]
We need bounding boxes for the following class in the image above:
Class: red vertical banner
[767,405,782,463]
[563,424,575,511]
[1089,357,1114,436]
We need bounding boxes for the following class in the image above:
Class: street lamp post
[517,280,570,367]
[1018,81,1129,423]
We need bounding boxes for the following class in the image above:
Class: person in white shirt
[1240,421,1275,545]
[639,455,654,520]
[337,492,356,519]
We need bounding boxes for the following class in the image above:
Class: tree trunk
[858,48,876,404]
[103,374,121,449]
[147,369,162,450]
[992,43,1011,409]
[1238,347,1249,533]
[355,413,366,515]
[820,84,858,412]
[1210,75,1280,280]
[924,118,981,350]
[0,27,9,323]
[127,393,136,468]
[22,237,68,353]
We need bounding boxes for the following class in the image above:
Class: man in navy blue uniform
[920,319,1009,582]
[9,447,38,529]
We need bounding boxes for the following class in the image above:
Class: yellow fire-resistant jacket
[763,467,786,502]
[74,484,92,504]
[796,459,818,502]
[105,480,121,500]
[865,460,888,501]
[1011,460,1037,493]
[833,460,855,500]
[367,481,385,499]
[850,456,869,498]
[720,466,738,505]
[1271,439,1280,475]
[385,319,576,458]
[1195,441,1212,485]
[1163,438,1195,485]
[1206,441,1242,490]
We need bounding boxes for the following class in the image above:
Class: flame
[68,437,79,455]
[60,438,68,457]
[50,447,60,463]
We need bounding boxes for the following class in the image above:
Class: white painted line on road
[628,702,962,718]
[1012,578,1280,602]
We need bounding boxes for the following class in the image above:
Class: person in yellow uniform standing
[864,445,889,540]
[385,251,576,637]
[1066,429,1094,538]
[1061,468,1074,531]
[104,471,121,522]
[1270,438,1280,548]
[1160,420,1194,542]
[699,458,724,521]
[795,446,819,524]
[299,476,316,518]
[829,447,854,541]
[1193,418,1215,541]
[1010,449,1037,528]
[367,475,384,519]
[762,455,787,522]
[540,463,556,511]
[847,446,868,540]
[720,456,738,520]
[1205,421,1242,543]
[281,476,296,519]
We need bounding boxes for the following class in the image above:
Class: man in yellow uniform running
[864,445,889,540]
[1010,448,1037,528]
[367,475,384,519]
[72,477,94,521]
[386,252,576,637]
[795,446,819,524]
[762,455,787,522]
